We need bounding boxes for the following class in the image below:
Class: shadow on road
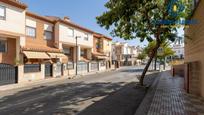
[0,72,159,115]
[120,69,144,73]
[78,72,158,115]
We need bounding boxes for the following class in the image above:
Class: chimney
[64,16,70,22]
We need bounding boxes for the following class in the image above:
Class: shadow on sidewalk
[78,72,159,115]
[0,72,159,115]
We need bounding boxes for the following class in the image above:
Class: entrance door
[45,63,52,78]
[55,62,62,77]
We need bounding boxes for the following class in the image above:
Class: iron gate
[90,61,98,72]
[77,61,88,75]
[55,62,62,77]
[45,63,52,78]
[0,64,17,86]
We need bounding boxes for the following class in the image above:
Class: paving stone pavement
[147,72,204,115]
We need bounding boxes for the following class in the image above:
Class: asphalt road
[0,66,156,115]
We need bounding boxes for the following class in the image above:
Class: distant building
[171,37,184,59]
[112,42,141,66]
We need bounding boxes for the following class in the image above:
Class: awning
[96,56,109,60]
[80,57,90,62]
[47,53,67,59]
[128,58,136,61]
[92,52,109,60]
[92,52,106,56]
[23,51,50,59]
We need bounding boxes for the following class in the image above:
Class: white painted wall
[26,17,36,28]
[123,43,129,55]
[58,23,93,48]
[0,2,25,34]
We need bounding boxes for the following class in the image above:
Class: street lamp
[75,36,81,76]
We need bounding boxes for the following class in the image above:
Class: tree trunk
[163,57,166,70]
[139,42,160,86]
[154,57,157,70]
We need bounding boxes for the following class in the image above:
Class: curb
[134,72,161,115]
[0,69,116,93]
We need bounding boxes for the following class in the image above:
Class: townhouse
[23,12,65,64]
[0,0,27,65]
[93,33,112,68]
[50,16,94,63]
[112,42,140,66]
[50,16,96,75]
[0,0,113,85]
[0,0,27,85]
[184,0,204,97]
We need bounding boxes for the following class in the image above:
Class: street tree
[157,42,175,70]
[144,40,175,70]
[137,52,147,62]
[144,41,157,70]
[96,0,192,86]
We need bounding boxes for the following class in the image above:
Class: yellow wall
[103,39,112,53]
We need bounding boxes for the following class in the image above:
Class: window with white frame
[84,33,88,41]
[44,31,53,40]
[0,5,6,20]
[64,48,71,55]
[0,40,7,53]
[67,28,74,37]
[26,26,36,38]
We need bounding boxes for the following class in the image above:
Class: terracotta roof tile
[22,46,62,53]
[1,0,28,9]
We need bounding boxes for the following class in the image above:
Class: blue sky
[21,0,184,47]
[21,0,147,47]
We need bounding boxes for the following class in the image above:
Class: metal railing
[67,62,74,70]
[24,64,41,73]
[90,61,98,71]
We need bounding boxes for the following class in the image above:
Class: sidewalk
[136,71,204,115]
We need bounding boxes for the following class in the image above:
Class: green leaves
[96,0,192,43]
[144,40,175,58]
[137,52,147,61]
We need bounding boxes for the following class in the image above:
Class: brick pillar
[52,64,57,78]
[41,64,45,79]
[77,46,81,61]
[17,65,24,83]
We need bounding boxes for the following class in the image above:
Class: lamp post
[75,36,81,75]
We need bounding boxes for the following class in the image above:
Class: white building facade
[171,37,184,59]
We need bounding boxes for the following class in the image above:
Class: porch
[0,31,24,65]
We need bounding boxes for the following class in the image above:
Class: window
[0,40,7,52]
[44,31,53,40]
[26,26,36,37]
[107,42,110,46]
[64,48,71,55]
[96,39,100,49]
[68,28,74,37]
[84,33,88,41]
[0,5,6,20]
[81,50,85,56]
